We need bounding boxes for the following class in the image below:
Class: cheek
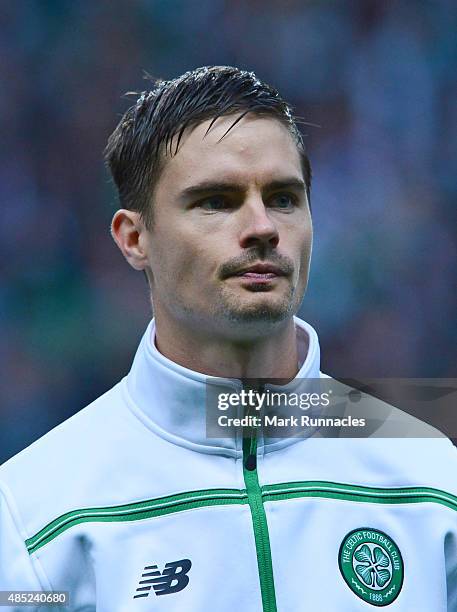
[302,231,313,260]
[301,222,313,256]
[290,224,312,257]
[152,233,209,290]
[293,228,313,281]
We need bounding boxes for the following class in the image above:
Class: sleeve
[446,530,457,611]
[0,483,44,607]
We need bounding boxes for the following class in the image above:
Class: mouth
[229,263,288,282]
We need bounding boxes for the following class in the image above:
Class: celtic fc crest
[339,527,404,606]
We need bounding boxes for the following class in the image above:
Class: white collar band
[124,316,321,456]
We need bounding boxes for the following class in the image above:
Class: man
[1,66,456,611]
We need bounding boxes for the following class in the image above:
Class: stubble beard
[214,247,306,328]
[215,282,298,326]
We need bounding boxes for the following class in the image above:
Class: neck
[153,312,301,381]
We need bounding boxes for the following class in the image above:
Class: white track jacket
[1,317,457,611]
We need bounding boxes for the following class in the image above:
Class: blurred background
[1,0,456,462]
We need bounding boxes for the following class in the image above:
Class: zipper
[242,385,278,612]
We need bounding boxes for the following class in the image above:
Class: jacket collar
[124,316,321,457]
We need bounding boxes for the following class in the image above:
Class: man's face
[143,113,313,339]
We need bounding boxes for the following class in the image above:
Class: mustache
[219,249,294,279]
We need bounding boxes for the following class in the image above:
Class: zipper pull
[245,453,257,471]
[242,381,264,472]
[245,422,258,471]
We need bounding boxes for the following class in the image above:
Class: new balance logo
[133,559,192,599]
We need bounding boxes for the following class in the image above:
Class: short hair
[104,66,311,226]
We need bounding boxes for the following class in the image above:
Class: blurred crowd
[1,0,456,461]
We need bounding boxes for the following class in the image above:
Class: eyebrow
[179,178,306,200]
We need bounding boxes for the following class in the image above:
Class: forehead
[156,114,303,192]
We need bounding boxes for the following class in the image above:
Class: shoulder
[316,371,457,492]
[0,381,125,480]
[0,380,135,536]
[319,371,451,439]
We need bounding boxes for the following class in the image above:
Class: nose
[238,196,279,250]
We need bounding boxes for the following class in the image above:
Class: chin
[222,299,295,325]
[214,285,301,329]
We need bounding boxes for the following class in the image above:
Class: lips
[231,264,287,279]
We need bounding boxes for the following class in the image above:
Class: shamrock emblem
[354,545,391,589]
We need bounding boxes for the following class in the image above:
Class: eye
[197,195,230,211]
[270,193,297,210]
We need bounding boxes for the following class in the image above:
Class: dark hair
[105,66,311,226]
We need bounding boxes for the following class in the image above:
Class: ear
[111,209,149,271]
